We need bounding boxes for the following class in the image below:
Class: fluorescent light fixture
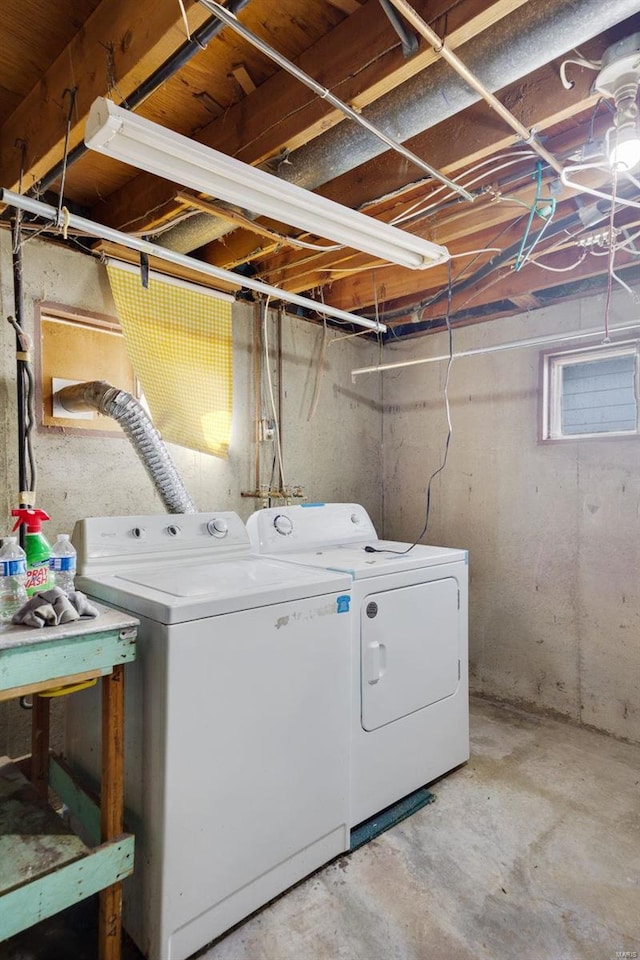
[85,97,449,271]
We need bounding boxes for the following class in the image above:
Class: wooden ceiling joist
[94,0,532,233]
[0,0,211,193]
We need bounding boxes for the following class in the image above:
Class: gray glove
[12,587,98,628]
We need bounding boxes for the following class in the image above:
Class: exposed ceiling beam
[395,246,640,330]
[93,0,530,231]
[248,114,607,299]
[318,30,612,210]
[0,0,211,193]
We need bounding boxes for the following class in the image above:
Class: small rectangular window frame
[539,339,640,443]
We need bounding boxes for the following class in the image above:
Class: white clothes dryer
[246,502,469,827]
[65,511,352,960]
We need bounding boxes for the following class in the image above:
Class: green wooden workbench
[0,604,138,960]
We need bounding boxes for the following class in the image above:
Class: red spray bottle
[12,508,53,595]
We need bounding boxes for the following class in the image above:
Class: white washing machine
[65,511,352,960]
[247,502,469,827]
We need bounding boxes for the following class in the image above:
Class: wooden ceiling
[2,0,640,336]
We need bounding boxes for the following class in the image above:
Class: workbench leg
[99,664,125,960]
[31,693,50,799]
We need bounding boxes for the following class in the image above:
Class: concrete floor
[3,697,639,960]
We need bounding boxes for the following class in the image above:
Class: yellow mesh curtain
[107,266,233,458]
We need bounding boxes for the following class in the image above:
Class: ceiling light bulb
[608,124,640,171]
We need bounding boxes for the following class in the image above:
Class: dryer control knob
[273,514,293,536]
[130,526,146,539]
[351,513,360,524]
[207,518,228,538]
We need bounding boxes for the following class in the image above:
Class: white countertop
[0,603,138,652]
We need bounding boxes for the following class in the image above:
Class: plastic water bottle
[0,537,28,622]
[49,534,77,594]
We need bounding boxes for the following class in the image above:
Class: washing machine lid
[78,556,351,624]
[259,541,467,580]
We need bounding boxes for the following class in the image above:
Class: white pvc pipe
[0,190,385,333]
[351,320,640,379]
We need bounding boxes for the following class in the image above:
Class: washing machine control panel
[72,511,249,574]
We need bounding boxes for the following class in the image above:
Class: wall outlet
[258,418,275,441]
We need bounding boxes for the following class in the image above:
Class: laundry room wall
[381,290,640,744]
[0,232,383,754]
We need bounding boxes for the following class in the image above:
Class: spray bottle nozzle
[11,508,51,533]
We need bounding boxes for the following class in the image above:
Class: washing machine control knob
[130,526,146,539]
[207,518,228,538]
[351,513,360,524]
[273,515,293,536]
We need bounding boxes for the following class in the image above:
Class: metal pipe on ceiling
[277,0,639,192]
[383,0,564,175]
[197,0,472,200]
[161,0,639,254]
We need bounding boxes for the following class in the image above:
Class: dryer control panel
[247,502,377,553]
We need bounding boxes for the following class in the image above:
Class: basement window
[541,342,639,441]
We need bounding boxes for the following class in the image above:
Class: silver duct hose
[56,380,197,514]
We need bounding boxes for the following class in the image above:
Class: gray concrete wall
[0,233,382,754]
[381,292,640,744]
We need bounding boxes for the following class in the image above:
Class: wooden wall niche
[37,303,138,437]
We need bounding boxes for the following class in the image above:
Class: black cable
[36,0,253,194]
[364,261,454,556]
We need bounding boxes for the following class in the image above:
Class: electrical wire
[391,152,538,227]
[261,297,287,488]
[363,261,454,556]
[307,315,328,422]
[56,88,76,229]
[514,161,543,271]
[603,166,618,342]
[529,250,587,272]
[6,315,37,495]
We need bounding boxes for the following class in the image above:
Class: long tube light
[85,97,449,271]
[0,190,385,332]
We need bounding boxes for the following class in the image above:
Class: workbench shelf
[0,606,138,960]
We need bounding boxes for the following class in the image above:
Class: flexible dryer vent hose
[55,380,197,514]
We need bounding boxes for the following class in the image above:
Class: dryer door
[361,577,460,731]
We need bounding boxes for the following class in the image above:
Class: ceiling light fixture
[595,33,640,172]
[560,33,640,211]
[84,98,449,271]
